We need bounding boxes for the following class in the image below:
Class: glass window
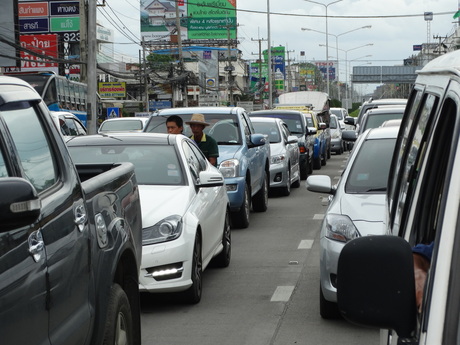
[345,138,396,194]
[252,122,281,143]
[1,102,58,193]
[0,148,8,177]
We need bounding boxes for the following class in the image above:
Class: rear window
[345,138,396,193]
[100,119,144,132]
[250,113,304,135]
[362,112,404,132]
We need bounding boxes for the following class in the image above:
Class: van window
[389,91,438,235]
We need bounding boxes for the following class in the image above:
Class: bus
[4,71,89,126]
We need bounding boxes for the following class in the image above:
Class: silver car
[329,114,343,155]
[306,126,399,318]
[251,117,300,196]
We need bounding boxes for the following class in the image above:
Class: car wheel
[319,285,340,319]
[321,153,327,166]
[252,170,268,212]
[231,182,250,229]
[213,209,231,268]
[327,145,331,159]
[183,233,203,304]
[292,174,301,188]
[313,155,322,170]
[308,155,314,174]
[280,168,291,196]
[300,160,308,180]
[103,283,133,345]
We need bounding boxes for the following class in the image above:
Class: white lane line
[271,286,295,302]
[313,213,324,220]
[298,239,314,249]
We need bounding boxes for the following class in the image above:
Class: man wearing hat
[186,113,219,167]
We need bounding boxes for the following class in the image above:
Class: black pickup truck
[0,76,143,345]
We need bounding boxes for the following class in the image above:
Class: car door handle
[28,230,44,263]
[74,203,87,232]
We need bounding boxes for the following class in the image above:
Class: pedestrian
[166,115,183,134]
[185,113,219,167]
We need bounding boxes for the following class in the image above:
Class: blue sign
[50,2,80,16]
[413,45,422,51]
[19,18,49,33]
[149,101,172,111]
[107,107,120,118]
[203,50,212,59]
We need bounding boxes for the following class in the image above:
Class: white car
[250,117,300,196]
[306,126,399,318]
[49,111,87,139]
[98,116,150,133]
[67,132,231,304]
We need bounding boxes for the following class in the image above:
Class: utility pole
[174,1,187,107]
[142,38,149,112]
[267,0,272,109]
[251,37,267,99]
[285,48,294,92]
[81,0,98,134]
[226,25,234,106]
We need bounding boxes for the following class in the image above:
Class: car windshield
[345,138,396,193]
[251,122,281,143]
[68,144,185,185]
[145,113,241,144]
[100,120,144,132]
[362,112,404,132]
[250,113,304,135]
[330,109,343,120]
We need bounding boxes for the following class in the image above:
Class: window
[182,140,206,183]
[0,148,7,177]
[1,102,58,193]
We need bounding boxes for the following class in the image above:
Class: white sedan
[67,132,231,304]
[306,126,399,318]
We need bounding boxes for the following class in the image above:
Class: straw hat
[185,113,210,126]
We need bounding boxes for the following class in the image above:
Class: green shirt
[190,133,219,164]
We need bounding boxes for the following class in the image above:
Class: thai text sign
[99,82,127,98]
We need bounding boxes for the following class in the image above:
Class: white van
[336,49,460,345]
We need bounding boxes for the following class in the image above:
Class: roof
[364,126,400,140]
[67,133,176,146]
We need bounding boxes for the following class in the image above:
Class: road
[140,152,380,345]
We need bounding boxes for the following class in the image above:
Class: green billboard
[187,0,237,39]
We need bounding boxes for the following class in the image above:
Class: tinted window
[252,122,281,143]
[345,138,396,193]
[100,119,144,132]
[1,102,58,192]
[362,112,404,131]
[69,144,184,185]
[250,113,304,135]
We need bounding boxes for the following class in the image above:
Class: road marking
[271,286,295,302]
[298,239,314,249]
[313,213,324,220]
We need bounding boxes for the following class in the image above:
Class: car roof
[366,106,406,115]
[363,125,400,140]
[66,132,180,146]
[362,98,407,105]
[250,109,304,115]
[157,107,244,115]
[102,117,149,122]
[249,116,282,123]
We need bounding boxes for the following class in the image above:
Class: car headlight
[271,154,286,165]
[219,158,239,178]
[324,214,360,243]
[332,132,341,139]
[142,215,182,245]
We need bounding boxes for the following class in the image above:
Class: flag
[454,10,460,19]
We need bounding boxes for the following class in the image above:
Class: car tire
[103,283,134,345]
[313,155,322,170]
[327,145,331,159]
[319,285,340,319]
[183,233,203,304]
[292,176,301,188]
[321,153,327,166]
[280,168,291,196]
[252,170,268,212]
[308,155,314,174]
[300,160,308,180]
[231,182,250,229]
[212,209,231,268]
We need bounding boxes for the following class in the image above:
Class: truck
[276,91,332,162]
[0,76,143,345]
[144,106,271,229]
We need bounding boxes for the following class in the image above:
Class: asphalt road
[140,151,380,345]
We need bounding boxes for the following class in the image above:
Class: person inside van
[413,242,434,312]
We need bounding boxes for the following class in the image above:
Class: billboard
[140,0,236,42]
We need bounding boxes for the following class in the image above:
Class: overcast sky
[97,0,459,93]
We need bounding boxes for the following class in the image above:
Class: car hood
[269,142,284,156]
[340,193,386,236]
[217,145,242,164]
[139,185,190,227]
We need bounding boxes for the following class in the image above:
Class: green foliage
[349,108,359,117]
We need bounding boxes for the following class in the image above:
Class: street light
[320,43,373,108]
[301,25,371,100]
[304,0,343,95]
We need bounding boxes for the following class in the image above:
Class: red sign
[20,34,58,69]
[18,2,49,17]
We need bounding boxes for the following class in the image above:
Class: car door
[241,112,263,192]
[182,140,224,265]
[1,101,91,345]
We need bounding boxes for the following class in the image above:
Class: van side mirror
[344,116,355,126]
[337,236,416,338]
